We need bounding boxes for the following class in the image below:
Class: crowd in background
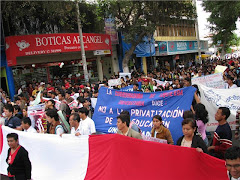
[0,57,239,160]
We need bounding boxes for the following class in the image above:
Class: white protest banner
[215,65,227,74]
[192,73,225,89]
[68,100,78,110]
[0,126,89,180]
[119,72,131,81]
[152,79,172,87]
[198,84,240,131]
[91,98,97,109]
[108,78,121,87]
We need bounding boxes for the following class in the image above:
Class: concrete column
[142,57,147,75]
[97,56,103,81]
[111,46,119,75]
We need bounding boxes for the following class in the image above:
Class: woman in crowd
[22,108,28,118]
[177,118,208,153]
[194,103,209,145]
[6,133,32,180]
[151,115,174,144]
[45,109,64,135]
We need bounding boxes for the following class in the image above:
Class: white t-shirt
[79,116,96,135]
[225,83,238,89]
[71,124,81,135]
[24,126,37,133]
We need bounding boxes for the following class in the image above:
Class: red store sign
[5,33,112,66]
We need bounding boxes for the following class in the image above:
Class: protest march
[0,57,240,180]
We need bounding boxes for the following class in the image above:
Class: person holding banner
[45,109,64,135]
[177,118,208,153]
[208,107,232,159]
[6,133,32,180]
[69,113,81,136]
[194,103,209,146]
[225,146,240,180]
[151,115,174,144]
[78,107,96,135]
[117,114,142,140]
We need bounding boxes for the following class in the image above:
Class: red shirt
[8,146,21,177]
[47,87,55,92]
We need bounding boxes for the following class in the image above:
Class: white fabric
[191,73,225,89]
[198,84,240,131]
[80,116,96,135]
[24,126,37,133]
[91,98,97,109]
[0,126,89,180]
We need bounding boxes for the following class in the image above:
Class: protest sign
[152,79,172,87]
[121,85,134,91]
[92,87,196,144]
[198,84,240,131]
[28,104,47,132]
[215,65,227,74]
[192,73,225,89]
[119,73,131,81]
[108,78,121,87]
[91,98,97,109]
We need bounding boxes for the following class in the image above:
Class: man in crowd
[58,92,69,120]
[4,104,21,129]
[69,113,81,136]
[65,89,74,104]
[78,107,96,135]
[208,107,232,159]
[225,146,240,180]
[21,117,37,133]
[117,114,142,140]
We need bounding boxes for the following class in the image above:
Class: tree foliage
[202,1,240,56]
[1,1,104,36]
[97,0,196,72]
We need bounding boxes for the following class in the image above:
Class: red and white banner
[5,33,112,66]
[0,125,228,180]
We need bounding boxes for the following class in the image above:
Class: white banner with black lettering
[198,84,240,131]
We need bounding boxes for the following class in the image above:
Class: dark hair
[120,110,130,117]
[66,90,72,95]
[13,105,21,112]
[70,113,80,123]
[117,114,130,127]
[21,117,32,126]
[219,107,230,120]
[183,110,194,119]
[79,107,89,116]
[45,109,59,121]
[7,133,18,141]
[48,99,55,106]
[4,104,14,113]
[153,115,162,121]
[225,146,240,160]
[182,118,197,129]
[194,103,209,124]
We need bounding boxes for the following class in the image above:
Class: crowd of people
[0,57,240,179]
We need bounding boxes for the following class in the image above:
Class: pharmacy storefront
[5,33,113,88]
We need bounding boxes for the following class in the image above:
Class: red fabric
[8,146,21,177]
[85,134,228,180]
[47,87,55,92]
